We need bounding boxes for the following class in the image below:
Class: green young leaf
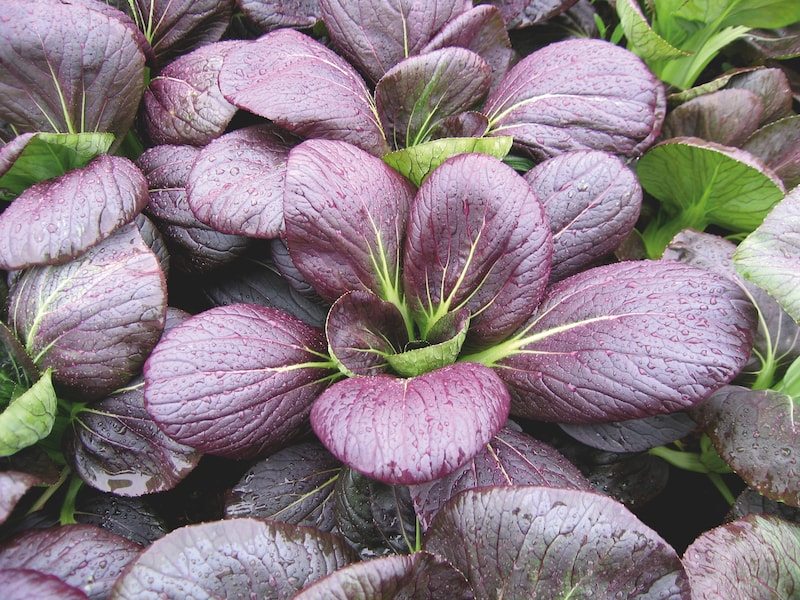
[0,132,114,201]
[386,309,469,377]
[616,0,691,62]
[674,0,800,30]
[382,136,513,186]
[638,138,785,256]
[0,368,57,457]
[734,186,800,323]
[775,356,800,398]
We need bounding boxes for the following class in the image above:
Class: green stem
[59,474,83,525]
[27,465,70,515]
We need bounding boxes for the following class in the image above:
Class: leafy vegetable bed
[1,0,800,598]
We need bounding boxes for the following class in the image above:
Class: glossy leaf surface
[0,369,56,457]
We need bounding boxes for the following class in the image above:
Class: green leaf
[382,136,513,187]
[387,310,469,377]
[0,132,114,201]
[775,356,800,398]
[674,0,800,30]
[617,0,691,62]
[638,138,785,256]
[735,186,800,323]
[0,368,57,457]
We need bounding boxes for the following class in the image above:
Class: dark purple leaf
[570,448,669,507]
[270,237,329,303]
[0,0,146,140]
[0,154,149,270]
[375,48,491,148]
[403,153,552,346]
[423,486,690,598]
[431,111,490,139]
[140,41,242,146]
[742,24,800,59]
[143,303,336,459]
[0,569,88,600]
[310,362,510,485]
[326,290,409,376]
[730,487,800,524]
[239,0,322,31]
[422,5,513,91]
[319,0,469,84]
[111,518,356,599]
[186,124,300,238]
[294,551,473,599]
[743,114,800,189]
[683,514,800,599]
[224,441,341,531]
[727,67,794,125]
[660,89,763,147]
[284,139,415,303]
[495,260,756,423]
[130,0,235,66]
[219,29,388,156]
[507,0,581,28]
[333,467,418,557]
[7,224,167,401]
[692,385,800,507]
[524,149,642,282]
[560,412,698,453]
[0,471,41,525]
[137,144,251,274]
[0,524,141,600]
[75,491,168,546]
[484,38,666,160]
[65,375,201,496]
[409,425,592,529]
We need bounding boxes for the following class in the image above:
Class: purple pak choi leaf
[742,114,800,189]
[494,260,756,423]
[375,47,491,149]
[403,153,552,346]
[0,0,146,141]
[186,124,300,238]
[238,0,322,31]
[0,568,88,600]
[310,362,510,485]
[74,491,168,547]
[319,0,470,84]
[524,149,642,282]
[0,471,42,525]
[111,518,356,599]
[140,41,242,146]
[219,29,388,156]
[727,68,794,125]
[505,0,581,28]
[423,485,690,598]
[7,224,167,401]
[284,139,415,303]
[143,303,336,460]
[484,38,666,160]
[559,412,698,453]
[0,154,149,270]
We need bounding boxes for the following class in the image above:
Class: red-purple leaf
[0,155,149,270]
[0,569,88,600]
[310,362,510,485]
[485,38,666,160]
[143,303,336,460]
[219,29,388,156]
[239,0,322,31]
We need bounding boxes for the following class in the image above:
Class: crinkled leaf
[484,38,666,160]
[0,154,149,270]
[693,385,800,507]
[403,153,552,346]
[238,0,322,31]
[409,425,592,529]
[0,132,114,202]
[423,485,690,598]
[65,375,201,496]
[130,0,235,66]
[140,41,241,146]
[111,518,356,599]
[75,491,168,546]
[0,568,89,600]
[333,467,418,557]
[294,551,473,599]
[493,260,756,423]
[727,67,795,125]
[143,303,336,460]
[311,362,510,485]
[616,0,691,62]
[219,29,388,156]
[0,523,141,600]
[0,369,56,457]
[284,139,415,303]
[186,124,300,238]
[735,185,800,323]
[431,111,490,139]
[225,441,341,531]
[0,0,145,140]
[8,224,167,401]
[639,137,786,257]
[560,412,698,453]
[326,290,409,377]
[506,0,581,28]
[386,308,470,377]
[383,135,512,186]
[660,88,764,147]
[319,0,468,84]
[375,48,491,149]
[524,149,642,282]
[743,114,800,189]
[683,514,800,599]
